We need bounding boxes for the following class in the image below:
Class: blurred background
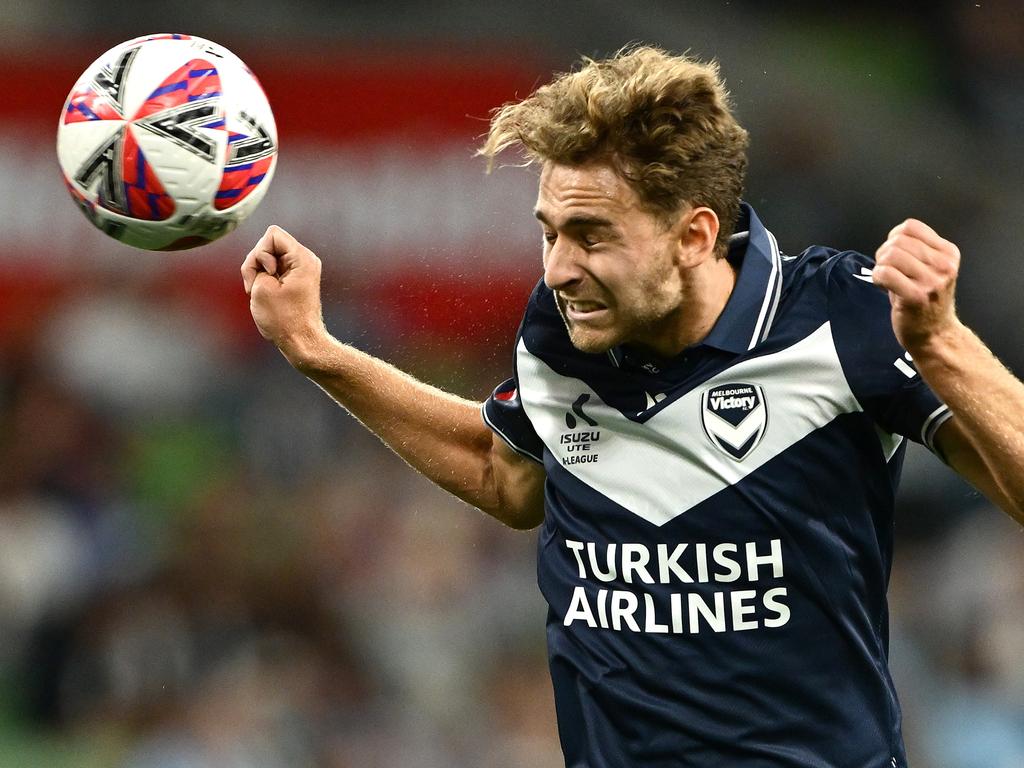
[1,1,1023,766]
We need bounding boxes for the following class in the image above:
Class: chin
[555,300,621,354]
[566,326,617,355]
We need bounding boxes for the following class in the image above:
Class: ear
[677,206,720,268]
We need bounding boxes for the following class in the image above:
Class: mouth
[561,298,609,322]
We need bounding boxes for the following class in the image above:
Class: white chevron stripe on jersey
[703,406,765,449]
[516,322,862,527]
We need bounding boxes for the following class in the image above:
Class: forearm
[241,227,542,527]
[286,333,500,514]
[913,321,1024,516]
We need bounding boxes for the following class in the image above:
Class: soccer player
[241,46,1024,767]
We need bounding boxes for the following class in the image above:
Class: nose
[543,237,584,291]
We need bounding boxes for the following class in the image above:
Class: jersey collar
[699,203,783,354]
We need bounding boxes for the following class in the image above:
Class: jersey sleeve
[482,377,544,463]
[827,251,953,453]
[482,291,546,465]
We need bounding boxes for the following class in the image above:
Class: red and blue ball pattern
[132,58,222,120]
[63,55,242,222]
[215,141,273,211]
[120,127,175,220]
[64,86,123,123]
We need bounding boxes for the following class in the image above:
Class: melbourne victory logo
[700,383,767,461]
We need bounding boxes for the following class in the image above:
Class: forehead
[535,162,644,223]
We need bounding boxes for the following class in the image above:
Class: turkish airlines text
[561,538,791,634]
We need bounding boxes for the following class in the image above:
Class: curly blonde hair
[479,46,749,253]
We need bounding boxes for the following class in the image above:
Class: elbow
[477,494,543,530]
[501,506,544,531]
[477,445,545,530]
[999,497,1024,526]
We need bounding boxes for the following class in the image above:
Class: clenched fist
[241,225,328,365]
[872,218,962,353]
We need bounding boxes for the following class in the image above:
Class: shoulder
[780,246,886,312]
[778,245,896,348]
[816,249,908,380]
[818,249,895,324]
[760,246,893,355]
[779,246,869,288]
[820,250,882,296]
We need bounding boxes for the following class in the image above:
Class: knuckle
[894,235,917,254]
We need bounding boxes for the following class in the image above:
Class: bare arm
[241,226,546,529]
[934,415,1020,519]
[873,219,1024,522]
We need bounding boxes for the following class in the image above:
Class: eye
[543,231,557,245]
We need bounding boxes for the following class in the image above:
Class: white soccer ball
[57,33,278,251]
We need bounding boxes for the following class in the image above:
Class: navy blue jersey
[482,204,950,768]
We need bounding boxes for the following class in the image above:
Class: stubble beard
[554,296,610,354]
[557,290,679,356]
[557,245,682,355]
[565,320,617,354]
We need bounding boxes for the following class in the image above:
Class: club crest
[700,383,768,461]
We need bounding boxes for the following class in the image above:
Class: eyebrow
[533,210,615,229]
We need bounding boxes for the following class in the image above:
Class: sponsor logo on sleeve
[560,394,601,466]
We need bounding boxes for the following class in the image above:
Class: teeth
[571,301,603,312]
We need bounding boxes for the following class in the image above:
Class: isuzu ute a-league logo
[564,394,598,429]
[700,383,768,461]
[561,394,601,466]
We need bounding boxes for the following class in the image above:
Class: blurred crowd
[2,1,1024,767]
[0,286,559,767]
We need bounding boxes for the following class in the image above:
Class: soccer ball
[57,33,278,251]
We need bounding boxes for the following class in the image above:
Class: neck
[635,255,739,359]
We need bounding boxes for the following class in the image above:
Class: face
[535,162,687,355]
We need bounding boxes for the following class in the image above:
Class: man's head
[532,160,727,355]
[479,45,748,255]
[480,46,749,355]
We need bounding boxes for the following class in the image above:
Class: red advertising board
[1,45,547,351]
